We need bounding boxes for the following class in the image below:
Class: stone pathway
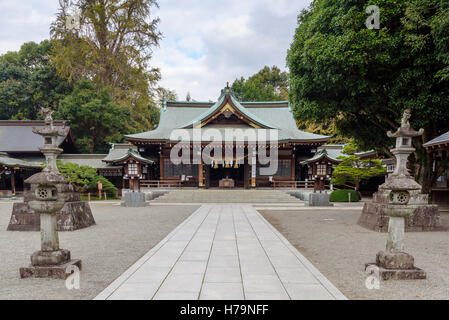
[95,205,346,300]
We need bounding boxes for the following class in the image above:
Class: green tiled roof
[0,153,42,168]
[103,147,153,164]
[300,149,345,165]
[301,147,376,165]
[58,154,118,169]
[179,95,275,129]
[126,87,329,143]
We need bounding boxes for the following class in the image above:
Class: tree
[57,160,98,192]
[57,160,117,197]
[231,66,289,101]
[341,142,359,155]
[287,0,449,193]
[56,78,129,153]
[298,120,351,144]
[0,41,72,120]
[156,87,178,103]
[50,0,162,131]
[186,92,192,102]
[332,155,386,191]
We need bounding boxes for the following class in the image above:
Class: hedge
[330,189,361,202]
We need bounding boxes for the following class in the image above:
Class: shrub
[330,189,361,202]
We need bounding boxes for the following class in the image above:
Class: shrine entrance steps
[149,189,303,204]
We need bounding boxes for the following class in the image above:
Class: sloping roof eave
[423,131,449,148]
[103,150,153,165]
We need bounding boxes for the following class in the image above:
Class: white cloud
[0,0,313,101]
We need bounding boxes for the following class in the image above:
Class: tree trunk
[417,152,434,194]
[414,124,437,195]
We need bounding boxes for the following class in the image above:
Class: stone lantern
[366,109,426,280]
[20,108,81,279]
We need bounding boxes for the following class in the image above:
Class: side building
[424,131,449,205]
[0,121,152,196]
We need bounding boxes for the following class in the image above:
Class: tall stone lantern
[20,108,81,279]
[366,109,426,280]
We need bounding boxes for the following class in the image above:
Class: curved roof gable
[103,146,153,164]
[179,88,275,129]
[301,149,344,165]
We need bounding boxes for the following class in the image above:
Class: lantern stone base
[31,249,71,266]
[365,251,426,280]
[21,249,81,280]
[358,190,441,232]
[8,201,95,231]
[307,193,334,207]
[121,192,148,207]
[20,259,82,280]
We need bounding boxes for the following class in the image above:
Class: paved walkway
[95,205,346,300]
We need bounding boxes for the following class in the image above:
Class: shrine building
[125,85,329,189]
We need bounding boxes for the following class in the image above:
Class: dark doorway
[209,166,244,188]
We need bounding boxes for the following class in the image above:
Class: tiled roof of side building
[0,120,74,153]
[103,146,153,164]
[58,154,117,169]
[0,152,42,168]
[423,131,449,148]
[300,149,345,165]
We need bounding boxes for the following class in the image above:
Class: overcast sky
[0,0,312,101]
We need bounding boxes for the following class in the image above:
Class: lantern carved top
[381,109,423,192]
[25,108,68,186]
[387,109,424,139]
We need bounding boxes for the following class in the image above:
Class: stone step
[150,190,303,204]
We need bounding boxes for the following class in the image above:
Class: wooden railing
[271,181,314,189]
[140,180,182,189]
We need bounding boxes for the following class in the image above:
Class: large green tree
[0,41,72,120]
[287,0,449,192]
[231,66,289,101]
[50,0,162,131]
[56,78,129,153]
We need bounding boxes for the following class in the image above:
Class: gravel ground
[259,208,449,300]
[0,202,199,300]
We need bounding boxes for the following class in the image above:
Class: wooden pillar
[159,155,164,180]
[244,163,249,189]
[10,169,16,195]
[250,149,256,188]
[198,160,204,188]
[291,157,296,181]
[137,164,141,191]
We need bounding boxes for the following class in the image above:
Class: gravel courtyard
[0,202,198,300]
[260,208,449,300]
